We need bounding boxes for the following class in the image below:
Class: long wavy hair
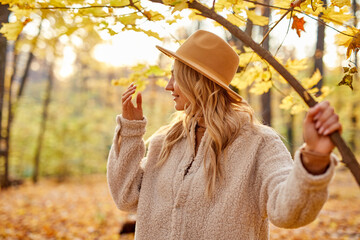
[157,60,258,196]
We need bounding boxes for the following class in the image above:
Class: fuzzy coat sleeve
[107,115,147,213]
[256,127,337,228]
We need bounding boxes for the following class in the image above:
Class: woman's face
[165,69,189,111]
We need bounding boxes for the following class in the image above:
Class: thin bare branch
[31,4,138,10]
[243,0,290,11]
[295,9,355,37]
[260,9,291,45]
[243,0,355,38]
[275,10,293,56]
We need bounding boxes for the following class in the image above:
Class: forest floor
[0,166,359,240]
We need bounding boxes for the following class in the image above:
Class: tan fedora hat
[156,30,243,101]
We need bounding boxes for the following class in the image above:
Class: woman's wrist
[300,146,331,175]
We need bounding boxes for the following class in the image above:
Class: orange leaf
[346,30,360,58]
[291,16,306,37]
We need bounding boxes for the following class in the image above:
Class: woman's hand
[122,83,143,121]
[302,101,342,174]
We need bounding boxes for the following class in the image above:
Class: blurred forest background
[0,0,360,239]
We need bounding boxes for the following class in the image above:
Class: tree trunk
[230,8,254,103]
[313,0,327,95]
[16,20,42,102]
[0,3,10,189]
[33,63,54,183]
[349,0,358,152]
[261,0,271,126]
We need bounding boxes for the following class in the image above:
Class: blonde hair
[157,60,258,196]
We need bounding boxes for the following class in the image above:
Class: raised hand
[122,83,143,121]
[302,101,342,174]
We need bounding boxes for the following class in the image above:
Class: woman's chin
[174,104,184,111]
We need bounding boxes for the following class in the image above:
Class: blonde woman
[107,30,341,239]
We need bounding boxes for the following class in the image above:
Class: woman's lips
[172,94,179,100]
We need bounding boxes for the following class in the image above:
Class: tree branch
[31,4,136,10]
[129,0,151,21]
[243,0,355,37]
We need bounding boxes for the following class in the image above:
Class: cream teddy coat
[107,114,337,240]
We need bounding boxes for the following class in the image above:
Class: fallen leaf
[291,16,306,37]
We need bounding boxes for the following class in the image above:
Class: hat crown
[156,30,243,101]
[175,30,239,85]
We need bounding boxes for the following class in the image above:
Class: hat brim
[156,45,243,102]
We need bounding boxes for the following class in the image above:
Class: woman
[107,30,341,239]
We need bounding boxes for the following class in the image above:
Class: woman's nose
[165,75,174,91]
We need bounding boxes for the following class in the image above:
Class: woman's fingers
[136,92,142,110]
[323,122,342,136]
[315,106,334,129]
[318,113,338,133]
[308,101,341,136]
[122,85,137,103]
[304,102,323,124]
[123,94,134,109]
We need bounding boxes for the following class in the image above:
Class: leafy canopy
[1,0,358,113]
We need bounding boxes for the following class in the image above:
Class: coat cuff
[116,115,147,137]
[293,147,338,190]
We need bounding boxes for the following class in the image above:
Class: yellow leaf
[117,14,142,25]
[233,1,255,13]
[338,73,353,90]
[147,11,165,21]
[301,69,322,89]
[290,103,306,115]
[273,0,293,17]
[346,30,360,58]
[131,63,147,72]
[226,14,246,27]
[189,10,206,21]
[172,1,188,14]
[262,71,271,81]
[163,0,177,4]
[232,66,262,90]
[166,14,182,24]
[246,10,269,26]
[214,0,232,12]
[321,6,353,26]
[0,21,26,41]
[156,78,168,87]
[107,28,118,36]
[285,58,309,75]
[232,73,250,90]
[110,0,130,6]
[111,78,131,86]
[279,95,293,110]
[79,8,110,17]
[146,65,166,76]
[9,6,31,19]
[331,0,351,8]
[334,27,358,47]
[250,80,272,95]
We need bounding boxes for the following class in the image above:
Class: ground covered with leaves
[1,167,359,240]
